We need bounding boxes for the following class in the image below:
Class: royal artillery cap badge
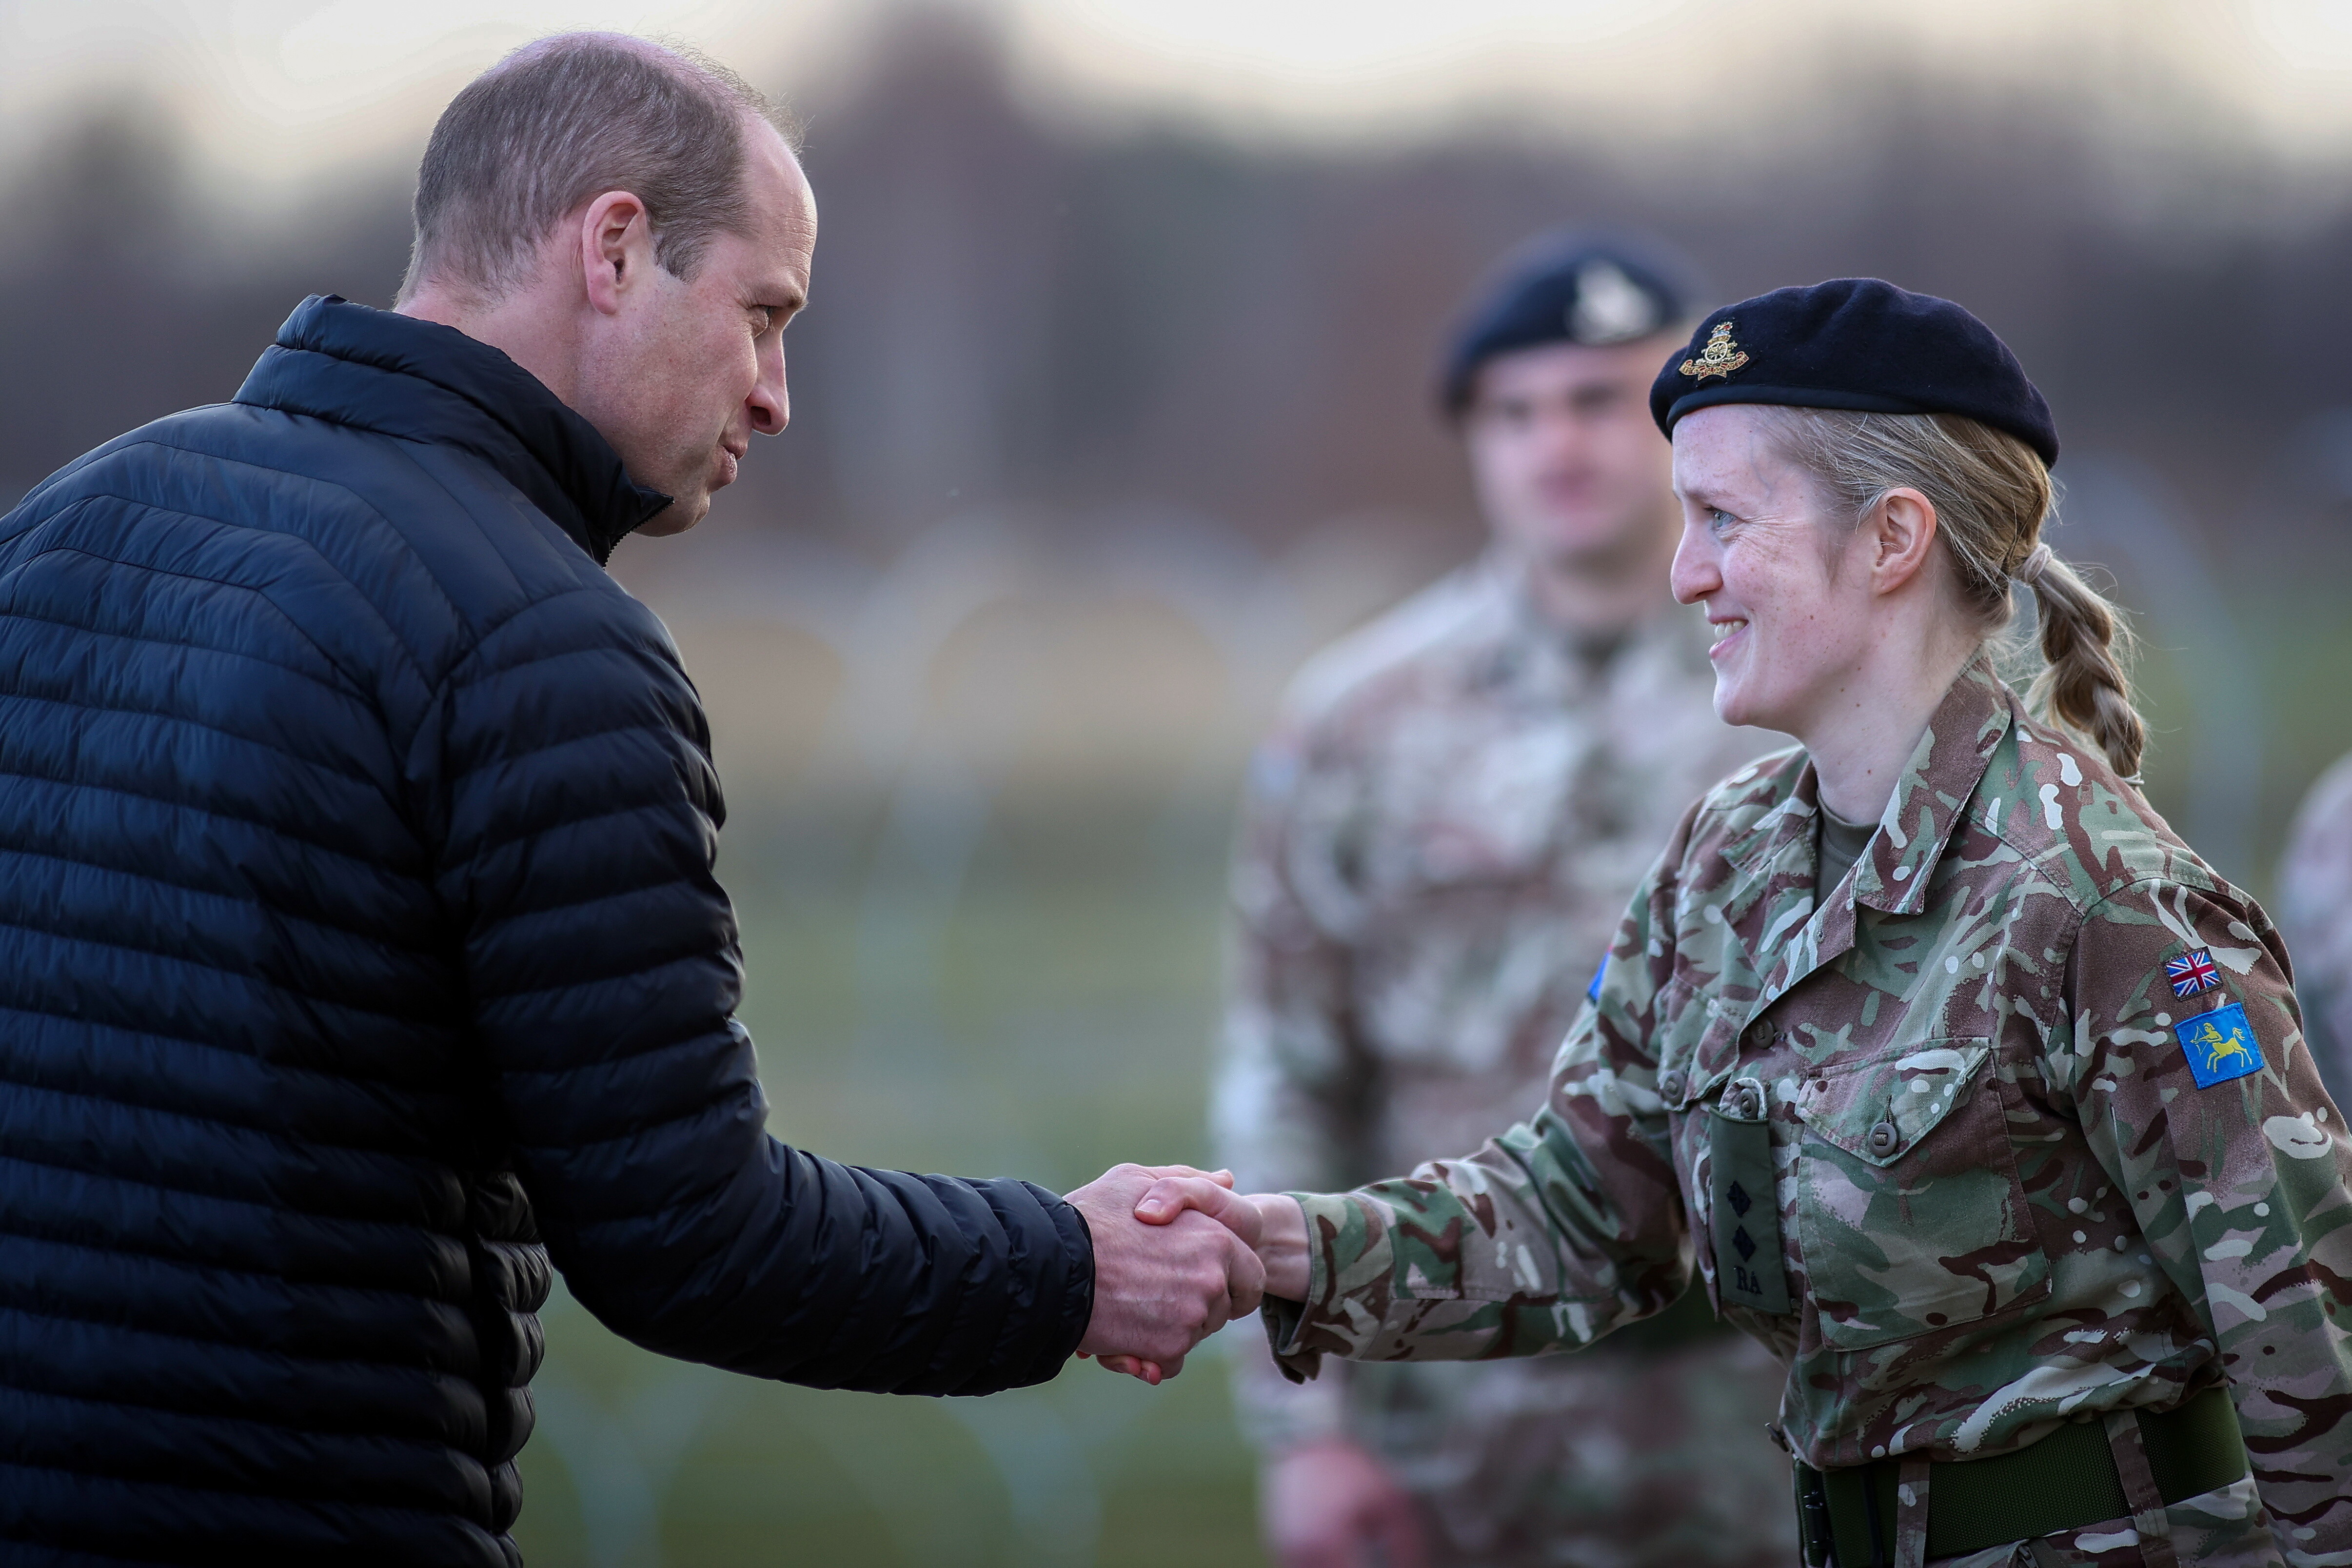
[1679,320,1750,382]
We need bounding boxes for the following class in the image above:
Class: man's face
[1460,336,1679,573]
[578,120,815,535]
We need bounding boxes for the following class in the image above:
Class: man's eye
[751,307,775,333]
[1709,508,1735,529]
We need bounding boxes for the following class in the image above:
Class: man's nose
[1668,520,1717,606]
[1537,406,1589,457]
[748,350,788,436]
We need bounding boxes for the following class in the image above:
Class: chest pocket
[1378,721,1581,888]
[1653,980,1748,1112]
[1793,1039,2049,1350]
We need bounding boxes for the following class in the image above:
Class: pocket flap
[1657,983,1748,1111]
[1794,1038,1992,1168]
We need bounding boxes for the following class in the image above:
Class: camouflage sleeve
[2063,875,2352,1550]
[2276,754,2352,1111]
[1264,813,1699,1382]
[1212,727,1364,1446]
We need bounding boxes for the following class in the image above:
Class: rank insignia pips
[1679,320,1750,382]
[2166,948,2221,997]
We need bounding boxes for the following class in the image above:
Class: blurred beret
[1649,278,2058,467]
[1440,229,1703,416]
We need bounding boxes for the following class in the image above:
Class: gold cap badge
[1679,320,1750,382]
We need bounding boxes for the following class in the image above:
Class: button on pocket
[1793,1039,2047,1350]
[1652,980,1742,1112]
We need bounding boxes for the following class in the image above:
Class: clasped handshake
[1065,1164,1311,1384]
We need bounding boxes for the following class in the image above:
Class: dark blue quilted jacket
[0,297,1095,1566]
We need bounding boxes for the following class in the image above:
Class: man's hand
[1263,1439,1430,1568]
[1085,1178,1308,1382]
[1067,1164,1265,1385]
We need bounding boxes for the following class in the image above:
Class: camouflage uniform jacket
[2278,751,2352,1112]
[1218,556,1794,1564]
[1270,657,2352,1564]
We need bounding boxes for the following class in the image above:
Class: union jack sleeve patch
[2166,948,2222,997]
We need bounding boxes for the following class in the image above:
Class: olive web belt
[1793,1384,2249,1566]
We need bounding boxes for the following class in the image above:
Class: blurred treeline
[5,12,2351,880]
[7,10,2352,1563]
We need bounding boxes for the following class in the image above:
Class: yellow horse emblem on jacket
[2187,1016,2257,1076]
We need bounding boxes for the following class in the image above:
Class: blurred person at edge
[2278,754,2352,1110]
[0,33,1259,1568]
[1213,235,1796,1568]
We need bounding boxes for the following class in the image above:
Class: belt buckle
[1796,1461,1837,1568]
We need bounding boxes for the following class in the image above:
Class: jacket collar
[232,295,672,566]
[1478,551,1707,697]
[1851,656,2013,916]
[1711,656,2013,1018]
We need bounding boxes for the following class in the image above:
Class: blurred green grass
[510,822,1270,1568]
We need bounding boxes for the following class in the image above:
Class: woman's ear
[1867,487,1940,596]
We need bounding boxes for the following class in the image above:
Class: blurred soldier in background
[1213,235,1797,1568]
[2280,752,2352,1109]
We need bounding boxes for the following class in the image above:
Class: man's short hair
[398,33,798,306]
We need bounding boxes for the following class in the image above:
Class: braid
[2023,555,2145,778]
[1762,407,2149,780]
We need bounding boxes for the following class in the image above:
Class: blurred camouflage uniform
[2278,752,2352,1112]
[1215,554,1795,1567]
[1267,657,2352,1568]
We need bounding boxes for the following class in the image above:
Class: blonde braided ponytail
[1762,408,2145,778]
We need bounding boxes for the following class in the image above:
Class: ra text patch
[2166,947,2222,997]
[2178,1002,2263,1090]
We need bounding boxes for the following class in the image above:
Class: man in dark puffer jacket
[0,33,1264,1567]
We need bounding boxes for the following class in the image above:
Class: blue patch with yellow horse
[2178,1002,2264,1090]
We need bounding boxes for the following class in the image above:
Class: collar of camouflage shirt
[1711,656,2014,1017]
[1490,550,1702,688]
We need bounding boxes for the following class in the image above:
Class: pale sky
[8,0,2352,190]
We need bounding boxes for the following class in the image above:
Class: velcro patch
[2178,1002,2263,1090]
[2166,947,2222,997]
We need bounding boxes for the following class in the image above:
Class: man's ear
[578,190,654,317]
[1868,487,1940,596]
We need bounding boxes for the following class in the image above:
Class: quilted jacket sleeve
[419,582,1094,1396]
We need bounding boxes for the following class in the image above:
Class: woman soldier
[1128,281,2352,1566]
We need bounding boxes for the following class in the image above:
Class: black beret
[1648,278,2058,467]
[1440,229,1703,416]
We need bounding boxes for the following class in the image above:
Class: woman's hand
[1135,1180,1305,1297]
